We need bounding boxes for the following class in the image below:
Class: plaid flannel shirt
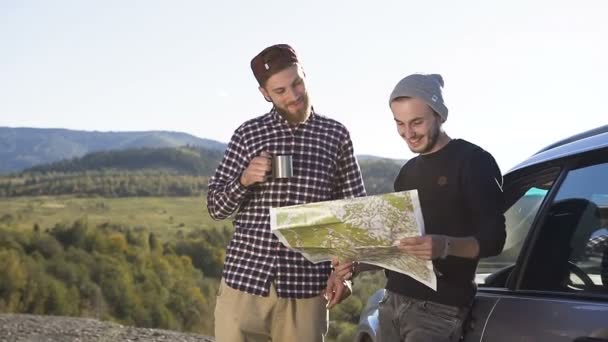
[207,110,366,298]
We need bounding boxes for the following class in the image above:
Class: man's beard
[411,119,441,154]
[274,94,311,122]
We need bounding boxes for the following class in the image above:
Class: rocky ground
[0,314,214,342]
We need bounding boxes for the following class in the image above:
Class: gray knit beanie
[389,73,448,122]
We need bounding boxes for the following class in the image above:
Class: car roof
[508,125,608,173]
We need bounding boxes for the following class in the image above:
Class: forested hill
[358,157,404,195]
[26,146,224,175]
[0,127,226,174]
[0,145,403,197]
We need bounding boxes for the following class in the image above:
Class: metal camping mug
[271,155,293,179]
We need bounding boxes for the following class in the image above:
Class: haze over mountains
[0,127,226,174]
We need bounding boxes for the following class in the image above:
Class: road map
[270,190,436,290]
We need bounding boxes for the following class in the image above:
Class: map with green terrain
[270,190,436,290]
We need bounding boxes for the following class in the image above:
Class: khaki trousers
[214,279,328,342]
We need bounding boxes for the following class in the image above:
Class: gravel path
[0,314,215,342]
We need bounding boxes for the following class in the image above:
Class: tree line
[25,145,223,175]
[0,154,402,199]
[0,171,210,197]
[0,217,386,341]
[0,220,231,335]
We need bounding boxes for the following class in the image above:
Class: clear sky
[1,0,606,171]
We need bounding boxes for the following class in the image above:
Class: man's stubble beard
[274,93,311,123]
[412,118,441,154]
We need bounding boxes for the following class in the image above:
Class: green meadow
[0,196,227,239]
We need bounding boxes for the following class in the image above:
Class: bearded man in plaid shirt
[207,43,366,342]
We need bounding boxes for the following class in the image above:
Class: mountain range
[0,127,226,174]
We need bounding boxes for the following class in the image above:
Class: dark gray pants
[377,290,469,342]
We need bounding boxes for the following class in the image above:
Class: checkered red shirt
[207,110,366,298]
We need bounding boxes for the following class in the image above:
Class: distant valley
[0,127,403,341]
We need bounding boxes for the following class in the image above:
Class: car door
[463,163,561,342]
[477,154,608,342]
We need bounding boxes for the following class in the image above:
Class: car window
[476,168,559,286]
[520,159,608,296]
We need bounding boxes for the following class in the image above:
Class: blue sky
[1,0,606,171]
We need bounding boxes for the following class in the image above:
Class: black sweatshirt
[386,139,506,307]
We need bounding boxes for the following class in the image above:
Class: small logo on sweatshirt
[437,176,448,186]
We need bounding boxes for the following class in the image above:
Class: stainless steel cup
[272,155,293,179]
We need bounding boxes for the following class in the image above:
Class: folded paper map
[270,190,436,290]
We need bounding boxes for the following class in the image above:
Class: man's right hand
[324,268,352,309]
[240,151,271,187]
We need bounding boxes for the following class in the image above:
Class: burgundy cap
[250,44,299,86]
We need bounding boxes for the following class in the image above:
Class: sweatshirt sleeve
[462,149,507,258]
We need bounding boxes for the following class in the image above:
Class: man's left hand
[397,234,448,260]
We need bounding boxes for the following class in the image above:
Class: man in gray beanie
[333,73,506,341]
[390,73,448,120]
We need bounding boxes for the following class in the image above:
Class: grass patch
[0,196,229,239]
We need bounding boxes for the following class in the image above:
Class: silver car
[355,125,608,342]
